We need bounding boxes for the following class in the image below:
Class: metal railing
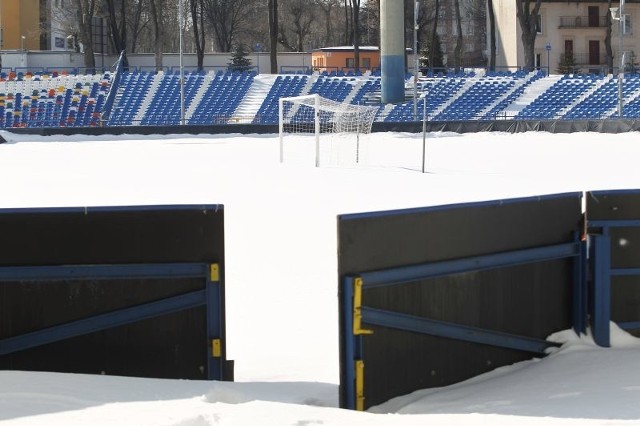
[559,15,608,28]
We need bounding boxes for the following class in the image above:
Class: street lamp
[20,35,26,66]
[255,43,261,74]
[413,0,419,121]
[610,1,625,118]
[100,16,105,71]
[178,0,185,125]
[545,42,551,76]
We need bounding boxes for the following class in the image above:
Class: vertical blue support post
[343,276,357,410]
[572,236,588,335]
[380,0,406,104]
[206,264,224,380]
[591,234,611,347]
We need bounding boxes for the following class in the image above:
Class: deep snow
[1,130,640,425]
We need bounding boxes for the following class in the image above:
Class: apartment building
[0,0,41,50]
[493,0,640,73]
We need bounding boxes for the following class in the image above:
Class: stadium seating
[188,70,255,125]
[0,71,111,128]
[253,75,308,124]
[2,66,640,128]
[141,71,204,125]
[516,74,601,120]
[106,71,154,126]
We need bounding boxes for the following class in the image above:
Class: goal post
[279,94,378,167]
[279,94,321,166]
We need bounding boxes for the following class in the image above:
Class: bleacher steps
[232,74,278,122]
[501,74,563,117]
[185,72,216,120]
[134,72,165,123]
[478,71,539,119]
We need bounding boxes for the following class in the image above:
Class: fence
[338,193,585,410]
[0,204,231,381]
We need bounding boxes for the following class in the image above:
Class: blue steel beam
[573,238,588,335]
[0,290,206,356]
[0,263,209,282]
[342,276,357,410]
[590,234,611,347]
[619,321,640,330]
[359,242,581,289]
[610,268,640,276]
[361,307,559,355]
[588,219,640,228]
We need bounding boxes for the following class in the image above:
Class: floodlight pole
[611,1,625,118]
[179,0,186,125]
[413,0,420,121]
[619,0,625,118]
[421,95,427,173]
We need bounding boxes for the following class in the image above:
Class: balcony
[561,52,608,65]
[559,15,608,28]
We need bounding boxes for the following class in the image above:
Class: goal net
[278,94,378,167]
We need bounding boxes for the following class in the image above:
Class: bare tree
[453,0,462,71]
[49,1,80,51]
[343,0,351,45]
[605,0,614,73]
[360,0,379,46]
[487,0,496,71]
[317,0,341,46]
[124,0,150,53]
[269,0,279,72]
[203,0,253,52]
[190,0,206,69]
[148,0,165,69]
[515,0,542,71]
[104,0,128,54]
[350,0,362,72]
[72,0,98,68]
[429,0,440,70]
[278,0,316,51]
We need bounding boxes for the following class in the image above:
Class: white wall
[492,1,640,73]
[493,0,521,70]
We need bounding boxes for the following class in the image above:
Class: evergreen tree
[228,44,253,72]
[557,52,578,74]
[420,33,444,73]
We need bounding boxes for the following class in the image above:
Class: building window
[361,58,370,69]
[536,14,543,34]
[465,24,474,36]
[624,14,633,35]
[346,57,355,68]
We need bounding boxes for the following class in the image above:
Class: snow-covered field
[1,130,640,425]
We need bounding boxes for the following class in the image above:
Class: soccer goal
[278,94,378,167]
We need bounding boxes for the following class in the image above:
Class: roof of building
[314,46,380,53]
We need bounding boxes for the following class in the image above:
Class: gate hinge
[211,338,222,357]
[353,277,373,336]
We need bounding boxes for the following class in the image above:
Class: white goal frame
[278,94,377,167]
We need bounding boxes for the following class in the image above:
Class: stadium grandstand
[1,54,640,129]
